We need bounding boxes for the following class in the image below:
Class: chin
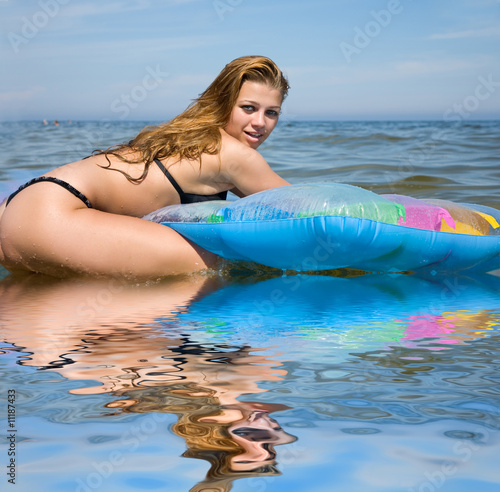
[246,138,263,149]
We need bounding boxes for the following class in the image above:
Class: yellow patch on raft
[426,199,498,235]
[476,212,500,229]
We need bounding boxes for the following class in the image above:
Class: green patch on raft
[296,201,406,224]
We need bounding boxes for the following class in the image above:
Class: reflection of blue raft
[178,274,500,351]
[144,184,500,274]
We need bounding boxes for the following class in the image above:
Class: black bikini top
[154,159,227,204]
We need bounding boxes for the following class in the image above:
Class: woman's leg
[0,184,219,279]
[0,201,26,275]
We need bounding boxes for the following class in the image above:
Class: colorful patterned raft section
[144,183,500,274]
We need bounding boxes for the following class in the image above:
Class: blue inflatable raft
[144,184,500,274]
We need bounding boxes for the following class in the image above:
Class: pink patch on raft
[382,194,455,231]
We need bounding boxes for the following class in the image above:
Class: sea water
[0,120,499,492]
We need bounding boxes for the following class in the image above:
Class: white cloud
[394,58,483,76]
[285,55,491,90]
[1,33,223,64]
[429,26,500,40]
[60,1,152,18]
[60,0,203,18]
[0,86,45,103]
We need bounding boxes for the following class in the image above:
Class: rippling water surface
[1,121,499,492]
[1,120,500,206]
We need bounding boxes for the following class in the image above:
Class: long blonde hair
[97,55,289,182]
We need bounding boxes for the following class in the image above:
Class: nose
[251,110,266,130]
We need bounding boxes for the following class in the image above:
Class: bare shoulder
[220,130,254,155]
[218,130,289,196]
[219,131,266,172]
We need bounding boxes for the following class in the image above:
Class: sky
[1,0,499,121]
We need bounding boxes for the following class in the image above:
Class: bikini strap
[6,176,92,208]
[154,158,185,199]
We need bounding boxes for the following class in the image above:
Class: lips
[245,131,263,142]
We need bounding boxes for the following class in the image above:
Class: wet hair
[96,55,289,182]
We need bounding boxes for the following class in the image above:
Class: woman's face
[224,81,283,149]
[228,410,296,471]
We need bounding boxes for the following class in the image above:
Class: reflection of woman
[94,340,297,490]
[0,274,219,370]
[1,275,296,491]
[101,342,297,492]
[0,56,289,278]
[108,383,296,492]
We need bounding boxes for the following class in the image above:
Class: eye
[241,105,255,112]
[266,109,280,118]
[231,427,274,441]
[232,428,254,437]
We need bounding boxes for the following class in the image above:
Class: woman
[0,56,290,279]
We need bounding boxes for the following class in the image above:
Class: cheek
[267,118,279,132]
[226,111,241,130]
[232,110,248,127]
[224,116,237,136]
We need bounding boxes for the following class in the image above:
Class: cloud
[286,55,489,89]
[394,58,483,76]
[429,26,500,40]
[61,2,147,18]
[0,86,45,103]
[60,0,203,18]
[1,33,223,64]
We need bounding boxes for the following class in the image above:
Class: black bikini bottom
[6,176,92,208]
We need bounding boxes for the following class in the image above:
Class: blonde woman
[0,56,290,279]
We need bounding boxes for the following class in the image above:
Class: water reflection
[107,386,296,491]
[1,271,499,490]
[173,273,500,355]
[0,274,297,491]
